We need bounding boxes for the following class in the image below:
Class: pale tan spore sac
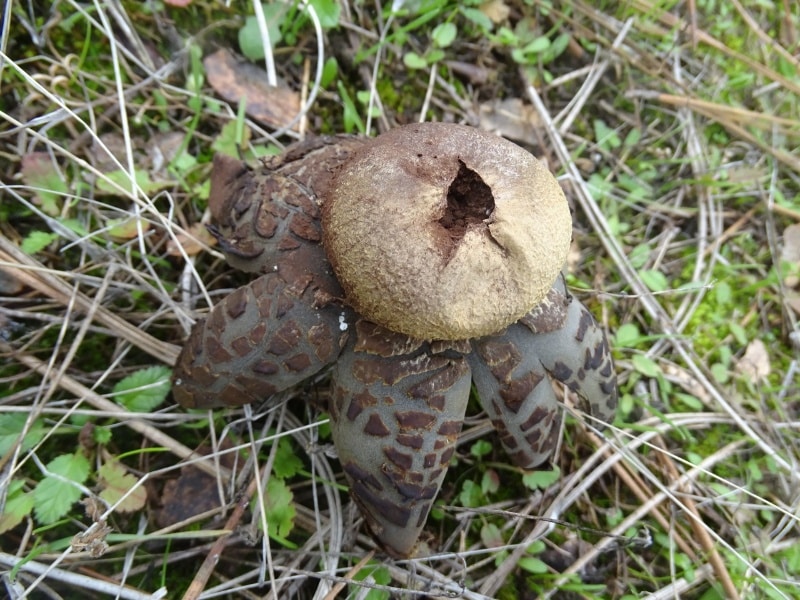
[321,123,574,341]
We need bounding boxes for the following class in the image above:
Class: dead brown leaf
[480,0,510,24]
[203,48,301,129]
[479,98,542,146]
[735,339,771,383]
[781,223,800,287]
[156,442,240,528]
[167,222,217,257]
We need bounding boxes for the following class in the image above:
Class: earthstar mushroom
[172,123,618,558]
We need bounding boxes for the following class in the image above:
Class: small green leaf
[32,453,91,525]
[459,479,483,508]
[320,56,338,88]
[20,153,67,215]
[470,439,493,458]
[640,269,668,292]
[522,36,550,54]
[432,22,457,48]
[351,562,391,600]
[272,437,303,479]
[0,481,35,534]
[481,469,500,495]
[715,280,732,305]
[113,366,172,412]
[427,49,445,64]
[593,119,622,150]
[98,461,147,513]
[522,466,560,490]
[729,322,747,346]
[518,556,548,574]
[93,426,112,445]
[0,414,46,455]
[308,0,340,29]
[21,231,59,254]
[336,81,364,134]
[96,169,171,196]
[495,26,518,45]
[263,478,296,543]
[632,354,661,377]
[238,4,286,61]
[403,52,428,69]
[459,7,493,32]
[106,216,150,240]
[211,120,251,158]
[481,523,504,548]
[624,128,642,147]
[711,362,729,383]
[615,322,641,347]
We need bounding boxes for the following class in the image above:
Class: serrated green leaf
[263,478,296,543]
[272,437,303,479]
[33,477,82,524]
[470,439,492,458]
[212,119,252,158]
[21,231,59,254]
[113,366,172,412]
[98,461,147,513]
[32,453,91,525]
[47,452,91,481]
[459,479,483,507]
[522,466,560,490]
[93,426,112,445]
[0,414,46,455]
[0,489,35,534]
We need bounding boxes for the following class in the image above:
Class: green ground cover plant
[1,0,798,598]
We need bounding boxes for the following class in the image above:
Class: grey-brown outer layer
[329,327,472,558]
[469,281,618,470]
[173,137,364,408]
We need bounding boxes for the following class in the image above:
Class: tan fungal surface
[322,122,573,341]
